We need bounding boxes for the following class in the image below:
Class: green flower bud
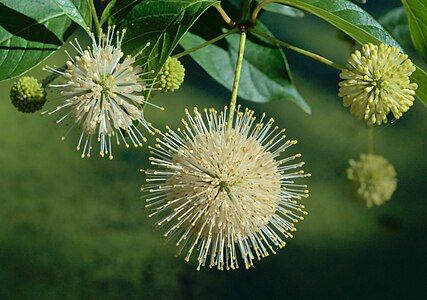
[157,57,185,92]
[347,153,397,207]
[10,76,46,113]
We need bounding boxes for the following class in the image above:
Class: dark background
[0,0,426,299]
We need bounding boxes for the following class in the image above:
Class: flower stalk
[41,65,66,87]
[367,127,374,154]
[89,0,102,38]
[228,30,247,129]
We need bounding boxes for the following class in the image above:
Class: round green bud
[10,76,46,113]
[347,153,397,208]
[157,57,185,92]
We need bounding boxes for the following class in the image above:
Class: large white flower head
[44,26,159,159]
[142,106,310,270]
[339,43,417,125]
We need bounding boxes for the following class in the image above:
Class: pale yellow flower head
[339,43,417,125]
[142,106,310,270]
[347,153,397,207]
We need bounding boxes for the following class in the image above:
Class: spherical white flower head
[142,107,310,270]
[339,43,417,125]
[44,27,157,159]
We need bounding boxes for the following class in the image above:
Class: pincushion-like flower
[339,43,417,125]
[142,106,310,270]
[156,56,185,92]
[44,27,157,159]
[347,153,397,207]
[10,76,46,113]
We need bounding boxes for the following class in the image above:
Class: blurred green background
[0,0,426,299]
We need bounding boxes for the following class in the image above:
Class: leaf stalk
[173,28,239,59]
[251,0,275,24]
[250,28,344,70]
[214,3,237,27]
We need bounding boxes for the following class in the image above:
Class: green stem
[252,0,274,24]
[250,28,343,70]
[227,31,247,130]
[213,3,236,27]
[173,28,239,59]
[89,0,102,38]
[41,65,67,87]
[367,127,374,154]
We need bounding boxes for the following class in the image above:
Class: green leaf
[100,0,142,26]
[179,24,311,113]
[118,0,218,76]
[402,0,427,61]
[272,0,427,105]
[0,0,82,82]
[52,0,91,32]
[379,6,412,50]
[255,0,304,17]
[280,0,401,48]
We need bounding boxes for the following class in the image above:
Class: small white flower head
[339,43,417,125]
[44,26,160,159]
[347,153,397,207]
[142,106,310,270]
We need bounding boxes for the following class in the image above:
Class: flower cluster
[156,56,185,92]
[44,27,157,159]
[339,43,417,125]
[347,153,397,207]
[142,106,310,270]
[10,76,46,113]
